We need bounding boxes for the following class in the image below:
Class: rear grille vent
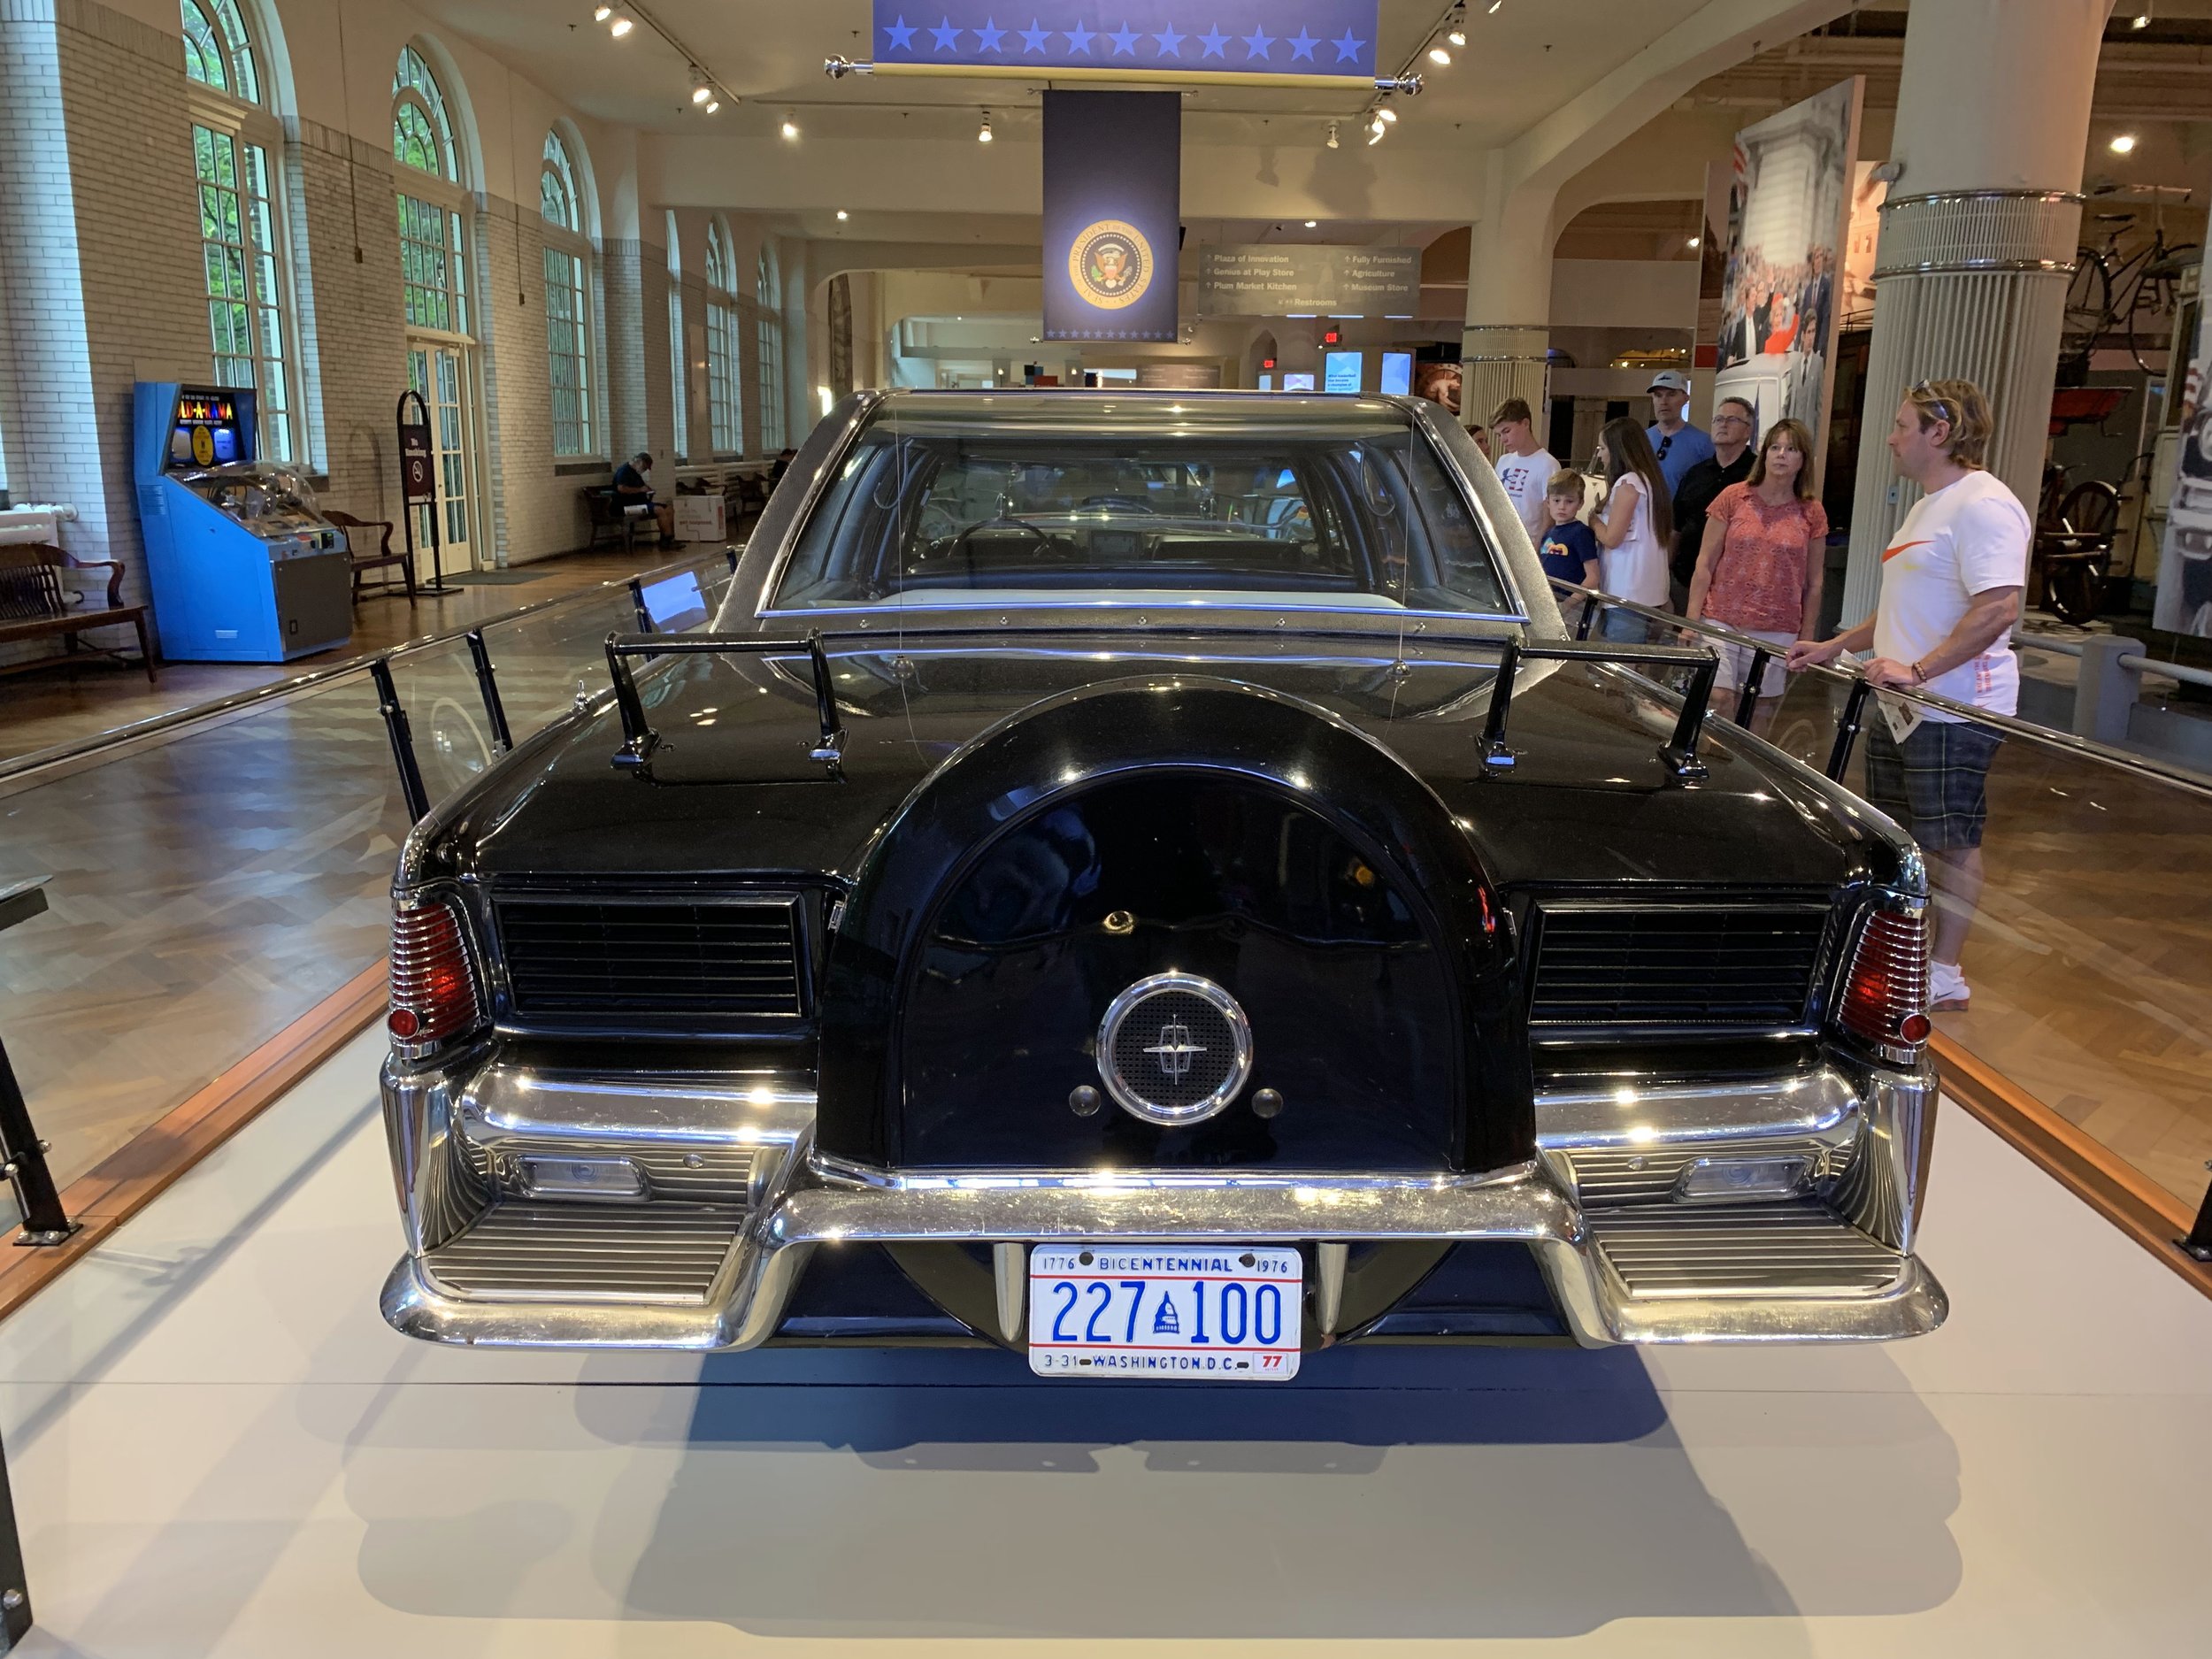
[495,895,803,1019]
[1531,904,1829,1028]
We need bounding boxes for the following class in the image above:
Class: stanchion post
[1826,677,1872,783]
[2177,1163,2212,1264]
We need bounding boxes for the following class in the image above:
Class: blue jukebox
[132,382,354,661]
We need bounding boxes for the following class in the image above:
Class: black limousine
[378,391,1943,1372]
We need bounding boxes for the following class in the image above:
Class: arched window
[703,220,742,456]
[392,45,467,336]
[540,129,593,457]
[755,242,786,453]
[392,44,479,564]
[180,0,297,461]
[666,211,688,460]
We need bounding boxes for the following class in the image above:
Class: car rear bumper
[379,1053,1946,1351]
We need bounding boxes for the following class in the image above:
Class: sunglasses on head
[1911,380,1955,425]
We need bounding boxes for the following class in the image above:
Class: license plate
[1026,1245,1302,1379]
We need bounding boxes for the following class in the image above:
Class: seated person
[613,451,680,548]
[770,448,798,487]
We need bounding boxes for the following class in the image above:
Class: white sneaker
[1930,959,1970,1011]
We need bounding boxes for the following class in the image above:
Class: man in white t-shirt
[1789,379,2028,1011]
[1490,398,1559,542]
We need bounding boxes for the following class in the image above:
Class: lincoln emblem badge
[1096,972,1253,1125]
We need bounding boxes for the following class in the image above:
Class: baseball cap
[1647,370,1691,394]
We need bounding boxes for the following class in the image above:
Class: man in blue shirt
[1646,370,1715,496]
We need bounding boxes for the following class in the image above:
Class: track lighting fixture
[592,4,611,19]
[2110,132,2138,153]
[703,98,719,113]
[781,113,801,139]
[1427,42,1451,65]
[835,209,849,221]
[1325,120,1340,149]
[1379,105,1396,122]
[979,110,994,142]
[608,14,633,35]
[1447,19,1467,46]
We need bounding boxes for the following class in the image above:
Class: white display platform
[2,1026,2208,1655]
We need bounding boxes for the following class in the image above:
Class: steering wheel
[1077,494,1159,514]
[950,516,1052,559]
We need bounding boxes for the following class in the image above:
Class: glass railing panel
[1556,578,2212,1212]
[387,635,503,806]
[1922,711,2212,1208]
[0,672,411,1209]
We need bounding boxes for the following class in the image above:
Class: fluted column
[1840,0,2106,623]
[1461,160,1554,432]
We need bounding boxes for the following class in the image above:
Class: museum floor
[0,1024,2204,1655]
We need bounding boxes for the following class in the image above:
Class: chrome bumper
[380,1054,1946,1351]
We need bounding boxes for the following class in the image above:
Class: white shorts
[1714,630,1797,700]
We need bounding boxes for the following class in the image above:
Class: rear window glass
[770,411,1514,618]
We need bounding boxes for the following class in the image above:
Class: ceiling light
[591,4,611,18]
[2110,132,2138,153]
[703,98,719,113]
[979,110,994,142]
[1368,124,1385,145]
[608,15,632,35]
[1378,106,1396,123]
[1304,219,1317,228]
[1326,121,1340,149]
[781,113,800,139]
[835,209,849,221]
[692,86,710,104]
[1446,6,1468,45]
[1686,235,1701,249]
[1487,0,1503,12]
[1427,42,1451,64]
[2131,8,2151,27]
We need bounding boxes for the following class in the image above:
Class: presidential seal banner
[1043,89,1180,343]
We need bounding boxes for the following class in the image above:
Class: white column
[1840,0,2107,623]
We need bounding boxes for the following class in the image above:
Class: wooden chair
[582,487,655,552]
[0,543,157,683]
[326,511,416,603]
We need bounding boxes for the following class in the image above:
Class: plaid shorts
[1863,718,2004,852]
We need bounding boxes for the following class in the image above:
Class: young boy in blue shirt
[1537,470,1601,597]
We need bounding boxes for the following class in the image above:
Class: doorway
[406,342,479,572]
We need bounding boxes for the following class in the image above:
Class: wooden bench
[582,487,655,552]
[0,543,156,683]
[326,511,417,603]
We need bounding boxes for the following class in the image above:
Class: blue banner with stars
[871,4,1379,79]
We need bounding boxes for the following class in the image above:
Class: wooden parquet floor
[2,612,2208,1230]
[0,556,730,1210]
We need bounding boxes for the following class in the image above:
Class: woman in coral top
[1685,417,1827,727]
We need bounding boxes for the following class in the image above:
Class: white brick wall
[0,0,795,654]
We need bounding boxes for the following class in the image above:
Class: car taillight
[388,898,482,1050]
[1838,907,1932,1057]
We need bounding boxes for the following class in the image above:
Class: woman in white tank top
[1590,418,1674,641]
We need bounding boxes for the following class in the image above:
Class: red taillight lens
[1839,908,1930,1053]
[388,899,481,1048]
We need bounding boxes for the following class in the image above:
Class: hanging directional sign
[865,2,1381,84]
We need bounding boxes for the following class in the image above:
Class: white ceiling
[421,0,1720,147]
